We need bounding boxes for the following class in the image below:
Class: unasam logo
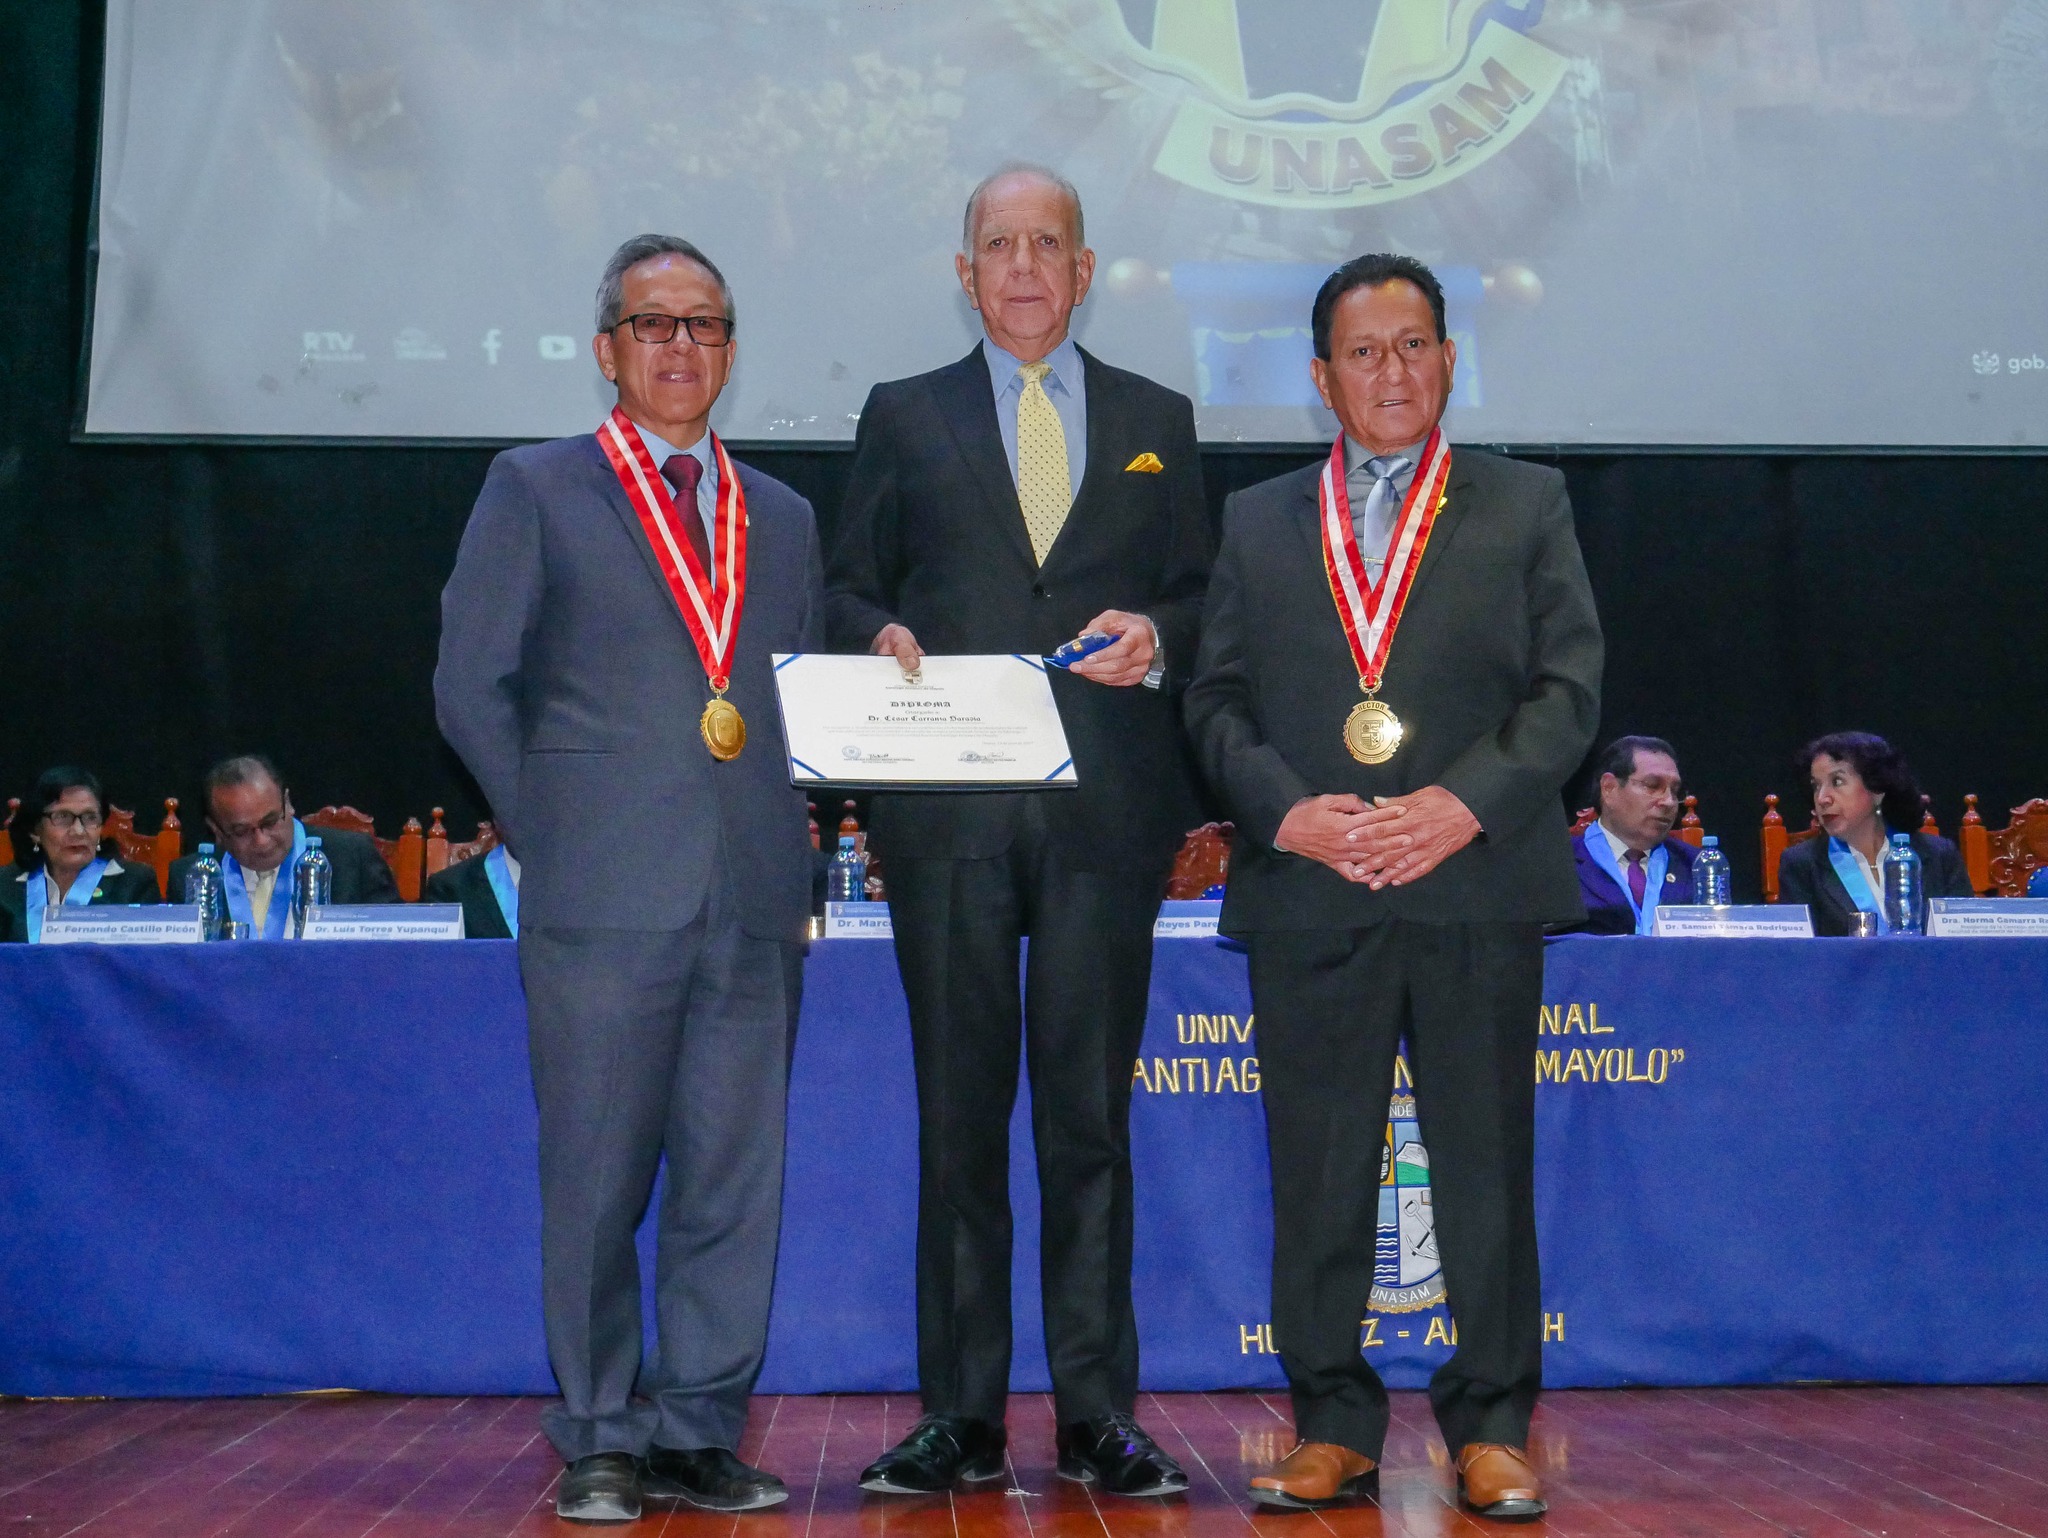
[1375,1091,1443,1312]
[1007,0,1570,209]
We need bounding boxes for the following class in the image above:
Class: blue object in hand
[1046,631,1117,669]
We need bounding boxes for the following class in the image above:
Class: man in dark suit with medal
[826,164,1211,1498]
[436,235,822,1523]
[1185,254,1602,1521]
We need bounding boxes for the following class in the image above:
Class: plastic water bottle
[293,836,333,935]
[826,835,867,903]
[185,842,226,940]
[1694,835,1732,907]
[1882,832,1923,935]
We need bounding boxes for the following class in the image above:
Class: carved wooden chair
[1167,822,1236,899]
[1960,795,1992,893]
[1569,806,1596,835]
[101,798,184,898]
[303,805,425,901]
[1677,795,1705,848]
[422,807,499,879]
[0,798,17,868]
[1760,794,1821,902]
[1987,798,2048,898]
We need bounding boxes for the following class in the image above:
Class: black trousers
[1247,920,1544,1459]
[520,876,804,1463]
[884,799,1165,1424]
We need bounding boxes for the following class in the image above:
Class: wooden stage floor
[5,1388,2045,1538]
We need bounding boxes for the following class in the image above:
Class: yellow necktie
[1016,361,1072,566]
[249,866,276,930]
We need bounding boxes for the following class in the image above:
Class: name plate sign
[1928,898,2048,937]
[298,905,467,941]
[822,902,893,939]
[1651,904,1815,938]
[40,905,206,945]
[1153,900,1222,938]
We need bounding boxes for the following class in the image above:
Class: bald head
[962,163,1084,253]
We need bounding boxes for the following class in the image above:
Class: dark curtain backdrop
[6,3,2045,899]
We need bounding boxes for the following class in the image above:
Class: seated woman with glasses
[1775,732,1973,935]
[1,766,162,942]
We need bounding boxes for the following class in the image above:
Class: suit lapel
[1402,446,1472,608]
[587,432,705,647]
[931,349,1038,573]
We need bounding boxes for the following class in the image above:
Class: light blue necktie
[1351,454,1412,574]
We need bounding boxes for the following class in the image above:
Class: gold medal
[1343,694,1404,765]
[700,694,746,761]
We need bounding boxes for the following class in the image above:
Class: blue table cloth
[2,936,2043,1397]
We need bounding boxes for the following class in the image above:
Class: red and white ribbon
[1317,427,1452,691]
[596,406,748,690]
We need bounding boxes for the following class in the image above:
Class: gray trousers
[519,884,802,1463]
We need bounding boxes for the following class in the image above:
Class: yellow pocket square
[1124,452,1164,474]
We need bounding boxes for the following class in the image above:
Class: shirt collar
[1343,435,1430,479]
[985,334,1083,400]
[631,420,716,488]
[1596,818,1649,864]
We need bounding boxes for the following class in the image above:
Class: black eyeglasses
[43,809,105,832]
[615,312,735,346]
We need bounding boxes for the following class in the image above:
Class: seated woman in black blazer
[0,766,161,942]
[1776,732,1973,935]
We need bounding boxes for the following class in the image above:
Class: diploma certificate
[772,653,1078,788]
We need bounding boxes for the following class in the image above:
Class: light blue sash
[1827,836,1887,932]
[26,858,110,944]
[482,846,519,938]
[223,820,310,940]
[1582,827,1670,935]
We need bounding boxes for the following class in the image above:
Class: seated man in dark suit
[1775,732,1971,934]
[168,755,399,937]
[1570,736,1697,935]
[422,844,519,939]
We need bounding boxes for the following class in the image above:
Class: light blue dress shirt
[633,421,719,551]
[984,335,1087,500]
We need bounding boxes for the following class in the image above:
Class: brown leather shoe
[1456,1443,1546,1521]
[1248,1441,1378,1509]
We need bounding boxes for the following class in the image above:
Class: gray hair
[594,234,736,334]
[961,163,1085,253]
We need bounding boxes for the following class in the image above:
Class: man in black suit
[826,164,1210,1498]
[167,756,399,936]
[421,844,518,939]
[1185,254,1601,1520]
[437,235,822,1522]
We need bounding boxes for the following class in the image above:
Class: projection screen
[83,0,2048,446]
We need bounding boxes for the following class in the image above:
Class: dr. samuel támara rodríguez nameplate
[772,653,1078,789]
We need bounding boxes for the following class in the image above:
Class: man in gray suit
[1186,254,1601,1521]
[436,234,823,1523]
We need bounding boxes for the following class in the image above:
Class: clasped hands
[871,610,1156,687]
[1275,786,1481,889]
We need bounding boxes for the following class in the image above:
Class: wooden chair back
[1167,822,1236,900]
[100,799,182,897]
[1920,795,1940,837]
[1960,795,1991,894]
[1760,794,1821,902]
[303,805,425,901]
[0,798,18,868]
[1987,798,2048,898]
[1569,806,1596,835]
[423,808,499,878]
[1677,795,1705,848]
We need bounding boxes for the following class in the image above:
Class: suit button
[1032,584,1049,598]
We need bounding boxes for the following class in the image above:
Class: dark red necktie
[659,453,713,574]
[1625,849,1647,907]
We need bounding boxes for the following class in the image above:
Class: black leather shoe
[556,1452,642,1523]
[643,1445,789,1511]
[858,1414,1007,1494]
[1056,1413,1189,1497]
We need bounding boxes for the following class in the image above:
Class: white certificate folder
[772,653,1079,789]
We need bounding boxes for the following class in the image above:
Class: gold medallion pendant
[1344,696,1404,765]
[701,694,747,761]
